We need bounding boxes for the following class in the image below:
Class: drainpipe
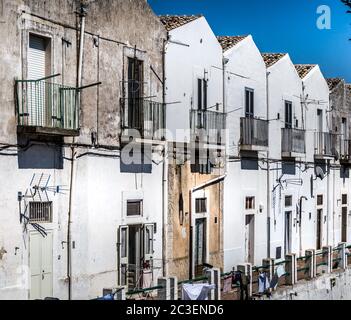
[162,38,167,277]
[67,4,86,301]
[299,196,308,256]
[188,175,227,279]
[266,71,271,258]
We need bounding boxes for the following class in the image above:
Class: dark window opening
[317,195,323,206]
[127,200,143,217]
[285,101,293,129]
[196,198,207,214]
[285,196,293,208]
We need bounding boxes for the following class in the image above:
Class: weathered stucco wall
[167,161,224,281]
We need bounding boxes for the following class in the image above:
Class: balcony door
[128,58,144,132]
[285,101,293,129]
[28,34,51,127]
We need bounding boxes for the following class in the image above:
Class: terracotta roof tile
[326,78,344,91]
[217,36,249,51]
[294,64,316,79]
[159,15,202,31]
[261,53,286,68]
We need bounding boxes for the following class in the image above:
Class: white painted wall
[223,36,268,270]
[165,17,223,143]
[0,148,164,300]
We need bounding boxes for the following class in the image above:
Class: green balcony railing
[15,78,79,131]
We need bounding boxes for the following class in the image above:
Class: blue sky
[149,0,351,82]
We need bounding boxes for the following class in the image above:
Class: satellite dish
[315,166,325,180]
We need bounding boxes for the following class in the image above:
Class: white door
[28,34,48,126]
[29,231,53,300]
[245,215,255,264]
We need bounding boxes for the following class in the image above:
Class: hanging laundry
[142,269,153,289]
[182,283,216,301]
[276,265,286,278]
[258,272,270,294]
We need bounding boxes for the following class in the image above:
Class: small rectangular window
[127,200,142,216]
[317,195,323,206]
[195,198,207,214]
[342,194,348,206]
[245,196,255,210]
[29,202,52,223]
[285,196,293,207]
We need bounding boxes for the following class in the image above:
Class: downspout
[67,4,86,300]
[188,175,227,279]
[162,38,167,277]
[266,71,271,258]
[299,196,307,256]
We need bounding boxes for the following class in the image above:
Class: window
[128,57,144,130]
[195,198,207,214]
[317,195,323,206]
[285,101,293,129]
[197,79,208,110]
[285,196,293,207]
[245,197,255,210]
[29,202,52,223]
[127,200,143,216]
[342,194,348,206]
[245,88,254,118]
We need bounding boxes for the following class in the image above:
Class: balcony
[314,132,338,159]
[121,98,165,140]
[281,128,306,157]
[190,109,226,145]
[339,138,351,163]
[240,117,269,151]
[15,78,80,136]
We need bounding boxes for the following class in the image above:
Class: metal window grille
[342,194,348,206]
[29,202,53,223]
[245,197,255,210]
[195,198,207,214]
[317,195,324,206]
[285,196,293,207]
[127,200,142,216]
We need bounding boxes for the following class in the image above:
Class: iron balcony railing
[190,109,226,145]
[15,78,79,131]
[281,128,306,155]
[121,98,165,140]
[340,138,351,161]
[314,132,338,157]
[240,117,269,148]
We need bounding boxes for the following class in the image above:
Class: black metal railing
[314,132,338,157]
[190,109,226,145]
[121,98,165,140]
[282,128,306,154]
[340,137,351,161]
[240,117,269,148]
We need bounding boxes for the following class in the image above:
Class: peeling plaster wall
[167,161,224,281]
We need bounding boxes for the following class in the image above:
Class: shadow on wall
[17,135,64,170]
